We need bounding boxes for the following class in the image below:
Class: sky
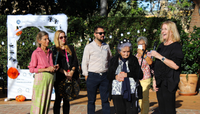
[137,0,176,11]
[138,1,160,11]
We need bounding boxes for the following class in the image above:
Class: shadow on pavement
[151,107,160,114]
[175,100,183,108]
[149,102,157,107]
[95,106,115,114]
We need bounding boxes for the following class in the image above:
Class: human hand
[153,79,159,91]
[137,49,144,56]
[115,75,120,81]
[115,72,126,82]
[85,76,88,81]
[150,50,161,59]
[67,70,74,77]
[47,66,55,72]
[54,64,59,71]
[64,70,72,81]
[120,72,127,78]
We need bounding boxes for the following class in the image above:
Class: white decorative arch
[7,14,68,99]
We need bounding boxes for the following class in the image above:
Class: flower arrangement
[7,67,19,79]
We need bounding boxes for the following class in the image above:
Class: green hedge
[0,15,8,73]
[67,16,184,63]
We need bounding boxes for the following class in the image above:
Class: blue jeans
[86,72,110,114]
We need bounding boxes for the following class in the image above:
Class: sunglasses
[96,32,106,35]
[59,36,67,39]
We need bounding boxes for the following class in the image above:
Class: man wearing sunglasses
[82,26,112,114]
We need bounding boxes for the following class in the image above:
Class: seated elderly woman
[107,39,143,114]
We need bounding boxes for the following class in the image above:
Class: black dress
[52,45,79,114]
[154,42,183,114]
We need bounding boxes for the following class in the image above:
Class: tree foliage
[0,0,97,19]
[108,0,145,16]
[0,0,135,19]
[138,0,194,32]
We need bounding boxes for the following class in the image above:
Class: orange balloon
[15,29,22,36]
[7,67,19,79]
[16,95,26,102]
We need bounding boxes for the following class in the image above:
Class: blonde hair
[54,30,72,55]
[35,31,48,47]
[160,21,180,42]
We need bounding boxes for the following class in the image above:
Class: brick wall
[189,0,200,32]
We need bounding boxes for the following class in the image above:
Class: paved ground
[0,90,200,114]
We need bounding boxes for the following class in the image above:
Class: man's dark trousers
[86,72,110,114]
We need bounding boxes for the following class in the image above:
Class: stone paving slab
[0,90,200,114]
[0,104,200,114]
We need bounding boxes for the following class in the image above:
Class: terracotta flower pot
[178,74,198,96]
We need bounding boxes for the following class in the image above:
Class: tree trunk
[100,0,107,16]
[189,0,200,32]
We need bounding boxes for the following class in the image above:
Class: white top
[112,78,136,95]
[81,41,112,76]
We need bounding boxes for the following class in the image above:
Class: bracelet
[144,55,147,59]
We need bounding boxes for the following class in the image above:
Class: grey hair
[117,42,132,52]
[137,36,148,45]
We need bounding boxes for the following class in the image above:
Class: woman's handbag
[58,47,80,101]
[58,78,80,101]
[136,80,143,99]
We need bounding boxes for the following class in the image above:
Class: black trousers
[112,94,138,114]
[86,72,110,114]
[53,85,70,114]
[156,82,176,114]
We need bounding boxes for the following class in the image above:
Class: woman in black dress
[52,30,79,114]
[151,21,184,114]
[107,39,143,114]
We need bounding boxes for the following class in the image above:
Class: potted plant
[179,26,200,96]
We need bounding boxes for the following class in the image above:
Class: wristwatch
[161,57,165,62]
